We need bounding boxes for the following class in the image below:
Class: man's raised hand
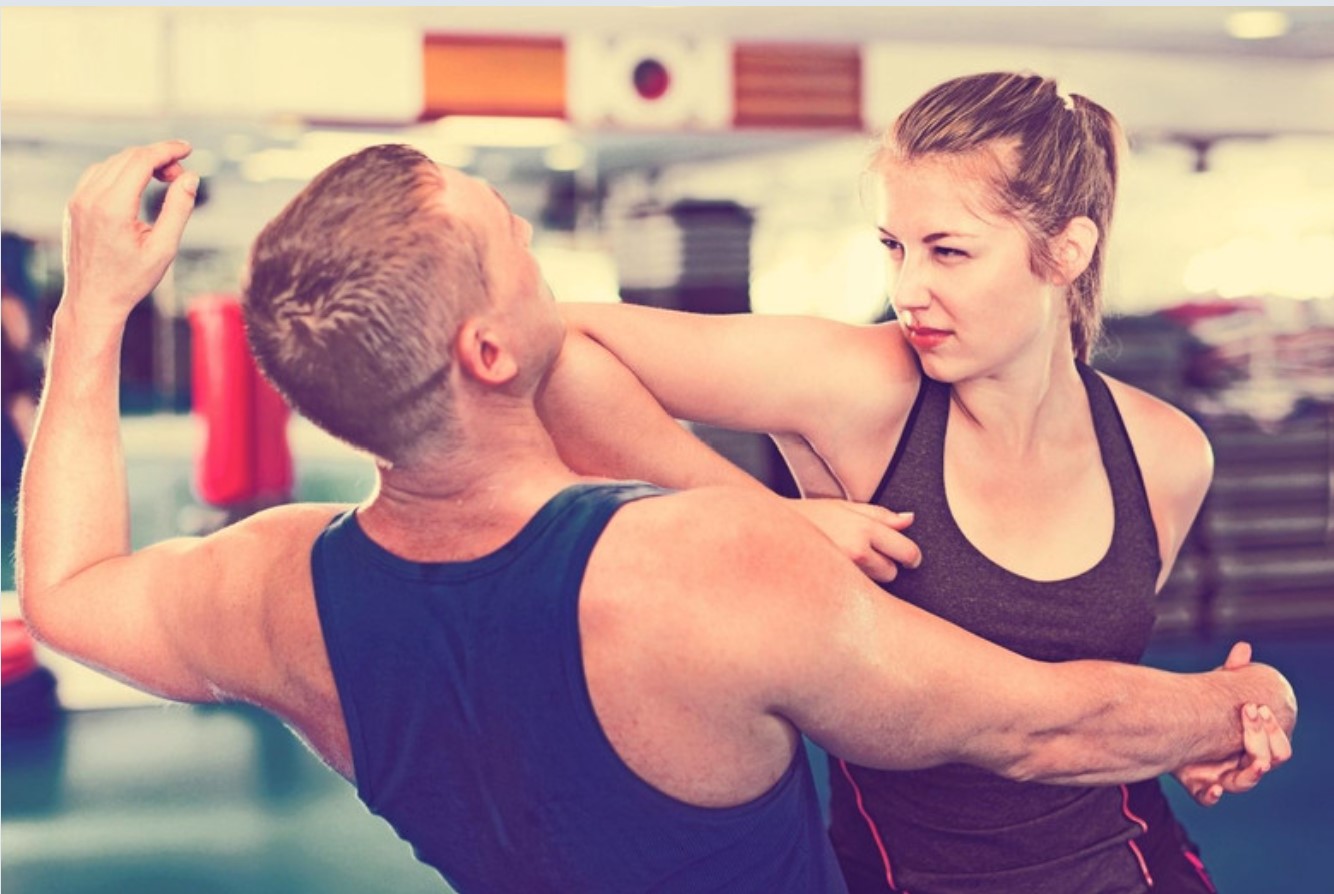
[61,140,198,327]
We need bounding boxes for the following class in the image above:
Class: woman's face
[876,155,1066,383]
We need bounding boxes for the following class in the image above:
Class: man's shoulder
[593,485,826,607]
[196,502,352,581]
[233,500,350,531]
[611,486,808,552]
[584,485,830,680]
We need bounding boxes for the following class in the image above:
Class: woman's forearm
[537,330,764,491]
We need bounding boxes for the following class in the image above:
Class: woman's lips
[904,324,951,350]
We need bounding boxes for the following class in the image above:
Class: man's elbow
[16,565,88,660]
[17,581,65,654]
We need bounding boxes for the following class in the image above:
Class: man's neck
[357,411,586,563]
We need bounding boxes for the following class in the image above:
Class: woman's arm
[538,307,925,580]
[537,331,765,492]
[554,302,920,497]
[560,302,916,441]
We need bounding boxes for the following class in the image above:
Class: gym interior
[2,8,1332,892]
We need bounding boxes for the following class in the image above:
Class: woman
[540,73,1265,892]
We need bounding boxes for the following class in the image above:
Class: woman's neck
[949,339,1084,457]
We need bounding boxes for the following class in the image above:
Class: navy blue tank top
[828,362,1170,894]
[312,482,846,894]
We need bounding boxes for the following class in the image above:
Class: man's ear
[455,318,518,386]
[1049,216,1099,285]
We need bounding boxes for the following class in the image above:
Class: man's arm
[627,488,1295,785]
[16,141,243,702]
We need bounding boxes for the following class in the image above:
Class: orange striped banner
[423,34,566,118]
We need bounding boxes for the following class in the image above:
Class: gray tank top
[827,361,1165,894]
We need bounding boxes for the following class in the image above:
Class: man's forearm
[18,306,132,600]
[1012,659,1294,786]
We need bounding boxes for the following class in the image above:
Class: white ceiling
[351,7,1334,60]
[3,6,1334,247]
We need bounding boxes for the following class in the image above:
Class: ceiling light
[1225,10,1290,40]
[544,142,587,172]
[474,153,516,183]
[425,144,477,170]
[432,116,571,148]
[241,148,329,183]
[298,130,414,155]
[174,147,218,177]
[221,133,254,162]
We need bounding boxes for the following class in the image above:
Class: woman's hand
[788,498,921,584]
[1173,702,1291,806]
[1173,643,1294,806]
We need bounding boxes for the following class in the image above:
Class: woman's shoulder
[1096,372,1214,520]
[795,321,923,500]
[835,320,922,404]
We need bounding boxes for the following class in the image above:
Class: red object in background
[632,58,671,100]
[188,294,293,508]
[2,618,38,683]
[1158,298,1264,326]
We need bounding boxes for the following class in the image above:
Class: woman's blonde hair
[875,72,1123,361]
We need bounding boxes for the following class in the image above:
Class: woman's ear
[1050,216,1099,285]
[455,317,518,386]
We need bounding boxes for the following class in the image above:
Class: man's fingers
[155,160,187,183]
[131,139,193,173]
[1224,641,1253,669]
[146,171,200,260]
[73,141,192,221]
[109,141,194,209]
[73,158,107,196]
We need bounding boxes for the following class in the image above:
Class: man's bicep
[647,490,1056,779]
[22,535,237,703]
[777,579,1038,775]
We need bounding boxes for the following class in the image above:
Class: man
[19,141,1294,893]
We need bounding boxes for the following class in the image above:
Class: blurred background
[2,7,1332,893]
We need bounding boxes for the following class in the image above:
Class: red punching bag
[188,294,292,509]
